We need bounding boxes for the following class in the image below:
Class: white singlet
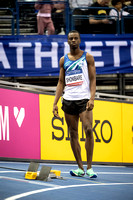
[63,51,90,100]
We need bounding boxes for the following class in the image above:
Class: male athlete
[53,30,97,178]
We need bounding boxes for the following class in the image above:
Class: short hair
[111,0,121,6]
[68,30,80,39]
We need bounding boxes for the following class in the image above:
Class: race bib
[65,69,83,86]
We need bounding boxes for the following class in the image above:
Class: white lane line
[97,172,133,175]
[0,171,23,173]
[0,162,29,165]
[62,171,133,175]
[0,171,133,175]
[0,161,126,168]
[5,182,133,200]
[0,176,59,188]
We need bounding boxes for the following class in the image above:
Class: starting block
[25,162,63,181]
[25,162,39,180]
[37,165,51,181]
[50,170,61,177]
[25,171,37,180]
[27,161,39,172]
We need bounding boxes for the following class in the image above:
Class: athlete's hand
[86,99,94,111]
[53,104,59,117]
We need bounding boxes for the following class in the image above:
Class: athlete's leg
[64,112,84,171]
[79,110,94,170]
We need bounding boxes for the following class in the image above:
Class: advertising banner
[92,100,122,162]
[39,94,75,161]
[1,88,132,163]
[0,34,133,77]
[122,103,133,163]
[39,94,123,163]
[0,88,40,159]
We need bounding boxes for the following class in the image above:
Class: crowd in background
[0,0,133,35]
[34,0,133,35]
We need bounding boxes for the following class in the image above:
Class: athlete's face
[68,32,81,49]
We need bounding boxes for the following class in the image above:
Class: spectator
[121,0,132,7]
[69,0,93,9]
[52,0,65,34]
[34,0,55,35]
[126,0,133,14]
[118,0,133,33]
[88,0,115,33]
[109,0,130,33]
[69,0,93,33]
[109,0,129,20]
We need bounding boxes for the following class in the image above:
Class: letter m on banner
[0,106,9,141]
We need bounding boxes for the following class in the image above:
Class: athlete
[53,30,97,178]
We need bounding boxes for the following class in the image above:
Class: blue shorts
[61,98,89,115]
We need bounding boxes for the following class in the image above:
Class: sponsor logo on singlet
[64,56,85,86]
[65,69,83,86]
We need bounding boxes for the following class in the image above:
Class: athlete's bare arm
[53,56,65,117]
[86,53,96,111]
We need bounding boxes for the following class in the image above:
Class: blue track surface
[0,161,133,200]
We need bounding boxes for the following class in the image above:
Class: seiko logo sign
[52,117,113,143]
